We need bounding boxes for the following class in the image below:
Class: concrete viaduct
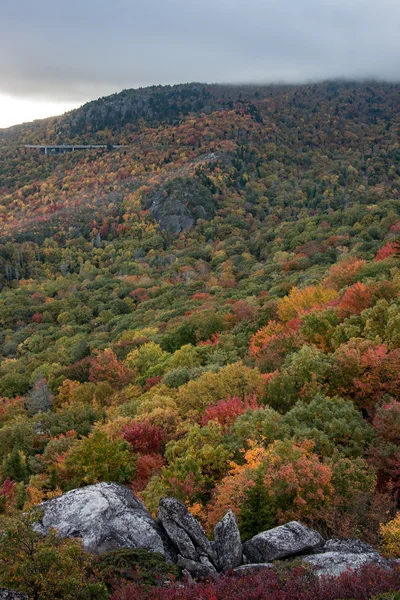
[24,144,124,155]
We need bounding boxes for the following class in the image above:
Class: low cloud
[1,0,399,103]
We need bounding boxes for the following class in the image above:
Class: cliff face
[144,178,216,233]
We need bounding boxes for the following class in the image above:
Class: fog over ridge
[1,0,399,105]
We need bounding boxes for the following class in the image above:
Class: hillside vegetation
[0,80,400,596]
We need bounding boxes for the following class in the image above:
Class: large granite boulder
[0,590,28,600]
[243,521,324,563]
[177,555,217,579]
[316,538,379,555]
[35,483,171,556]
[158,497,216,565]
[301,551,389,578]
[214,510,242,571]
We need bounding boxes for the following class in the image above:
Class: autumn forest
[1,81,400,598]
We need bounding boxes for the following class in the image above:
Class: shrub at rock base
[110,563,400,600]
[94,548,181,589]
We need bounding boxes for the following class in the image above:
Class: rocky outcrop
[35,482,172,557]
[316,538,379,555]
[34,484,396,582]
[144,178,216,234]
[214,510,242,571]
[301,551,389,578]
[233,563,274,573]
[158,497,217,568]
[0,590,28,600]
[177,555,217,579]
[243,521,324,563]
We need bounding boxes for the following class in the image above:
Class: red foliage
[131,453,165,492]
[0,396,25,422]
[129,288,151,302]
[337,282,374,318]
[324,257,366,290]
[110,564,400,600]
[123,421,166,454]
[0,477,16,512]
[144,376,162,391]
[332,341,400,413]
[89,348,133,386]
[250,319,303,371]
[191,293,212,301]
[201,395,260,429]
[198,333,220,346]
[31,312,44,323]
[375,242,398,261]
[0,478,15,501]
[231,300,256,323]
[167,472,205,504]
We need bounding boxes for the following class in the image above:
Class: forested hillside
[1,80,400,597]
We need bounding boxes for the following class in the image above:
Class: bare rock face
[233,563,274,573]
[33,485,391,582]
[177,555,217,579]
[301,551,389,578]
[145,178,216,234]
[243,521,324,563]
[35,482,170,556]
[316,538,379,555]
[214,510,242,571]
[0,590,29,600]
[158,497,217,568]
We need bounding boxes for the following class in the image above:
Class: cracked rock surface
[301,551,389,577]
[243,521,324,563]
[0,590,29,600]
[158,497,217,566]
[214,510,242,571]
[35,482,170,555]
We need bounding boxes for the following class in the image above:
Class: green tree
[0,509,108,600]
[1,448,29,483]
[282,393,373,457]
[64,430,136,488]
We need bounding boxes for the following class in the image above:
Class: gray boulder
[234,563,274,573]
[177,555,217,579]
[214,510,242,571]
[243,521,324,563]
[158,497,217,566]
[36,482,171,556]
[145,178,216,234]
[0,590,28,600]
[301,551,389,578]
[316,538,379,555]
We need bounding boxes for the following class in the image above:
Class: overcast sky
[1,0,400,127]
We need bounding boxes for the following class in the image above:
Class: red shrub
[110,563,400,600]
[123,421,166,454]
